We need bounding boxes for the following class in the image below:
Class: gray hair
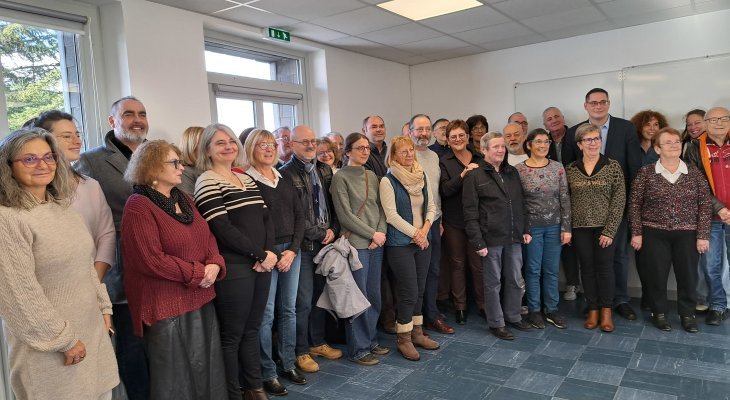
[326,132,344,141]
[110,95,142,117]
[196,123,245,171]
[575,123,600,142]
[0,128,74,209]
[480,131,504,150]
[273,126,291,138]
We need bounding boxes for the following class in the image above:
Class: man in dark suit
[562,88,642,322]
[75,96,150,400]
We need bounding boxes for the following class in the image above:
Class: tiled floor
[284,298,730,400]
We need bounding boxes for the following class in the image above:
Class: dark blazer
[562,115,642,186]
[439,150,482,229]
[546,125,571,164]
[364,141,388,179]
[75,130,133,303]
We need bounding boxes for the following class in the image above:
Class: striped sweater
[194,170,275,279]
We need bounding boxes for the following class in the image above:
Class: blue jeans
[260,243,301,381]
[346,247,384,360]
[525,224,561,313]
[295,245,327,356]
[704,220,729,311]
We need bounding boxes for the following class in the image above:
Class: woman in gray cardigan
[330,133,389,366]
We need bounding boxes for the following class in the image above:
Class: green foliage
[1,21,63,130]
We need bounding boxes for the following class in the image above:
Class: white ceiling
[146,0,730,65]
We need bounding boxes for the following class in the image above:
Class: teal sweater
[330,166,387,249]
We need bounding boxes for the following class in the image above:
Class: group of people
[0,88,728,400]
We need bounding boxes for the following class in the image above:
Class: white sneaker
[564,285,577,301]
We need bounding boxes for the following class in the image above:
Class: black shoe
[455,310,466,325]
[263,378,288,396]
[507,319,533,331]
[706,310,727,326]
[544,312,567,329]
[526,312,545,329]
[651,313,672,331]
[614,303,637,320]
[478,309,487,321]
[681,316,699,333]
[282,369,307,385]
[489,326,514,340]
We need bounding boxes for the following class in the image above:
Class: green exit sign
[266,27,291,42]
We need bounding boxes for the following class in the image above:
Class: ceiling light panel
[378,0,482,21]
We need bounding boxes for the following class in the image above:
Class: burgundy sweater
[121,194,226,337]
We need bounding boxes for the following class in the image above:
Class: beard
[118,128,147,144]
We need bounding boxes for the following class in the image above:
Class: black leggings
[572,227,615,309]
[386,244,432,324]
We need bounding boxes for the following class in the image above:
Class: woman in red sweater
[121,140,227,399]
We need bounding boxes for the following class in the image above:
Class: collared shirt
[600,115,611,154]
[654,159,688,184]
[246,166,281,188]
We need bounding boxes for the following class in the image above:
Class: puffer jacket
[313,236,370,319]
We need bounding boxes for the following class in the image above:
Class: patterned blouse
[515,160,571,232]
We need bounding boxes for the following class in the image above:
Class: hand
[461,163,479,178]
[599,235,613,248]
[476,248,488,257]
[439,223,444,237]
[719,208,730,221]
[412,227,427,244]
[322,229,335,244]
[523,234,532,245]
[697,239,709,254]
[261,251,278,271]
[199,264,221,288]
[103,314,112,333]
[277,250,296,272]
[630,235,642,251]
[418,239,430,251]
[367,241,378,250]
[560,232,572,245]
[252,261,268,273]
[63,340,86,366]
[372,231,386,247]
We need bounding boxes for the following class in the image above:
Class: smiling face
[654,130,682,161]
[542,108,565,134]
[641,117,660,142]
[447,127,468,152]
[705,107,730,143]
[503,123,524,155]
[347,138,371,167]
[207,130,239,168]
[410,116,432,147]
[316,142,335,167]
[527,133,551,159]
[482,137,506,167]
[363,116,386,145]
[11,138,57,199]
[254,138,278,167]
[686,113,705,139]
[576,130,602,158]
[584,92,610,123]
[433,120,449,144]
[48,118,82,162]
[393,141,415,168]
[109,99,148,145]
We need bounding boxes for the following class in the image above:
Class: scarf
[304,159,330,228]
[133,185,194,224]
[389,160,425,196]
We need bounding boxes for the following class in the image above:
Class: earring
[152,180,158,188]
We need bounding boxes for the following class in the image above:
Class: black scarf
[133,185,194,224]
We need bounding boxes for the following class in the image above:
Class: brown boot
[411,315,440,350]
[584,309,599,329]
[243,388,269,400]
[600,307,614,332]
[396,322,420,361]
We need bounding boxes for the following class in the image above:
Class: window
[205,33,307,134]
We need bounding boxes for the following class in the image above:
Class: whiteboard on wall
[623,53,730,130]
[514,71,624,131]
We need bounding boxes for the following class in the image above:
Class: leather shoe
[243,388,270,400]
[263,378,287,396]
[282,369,307,385]
[455,310,466,325]
[507,319,533,331]
[427,319,455,334]
[489,326,514,340]
[681,316,699,333]
[706,310,727,326]
[614,303,637,320]
[651,313,672,331]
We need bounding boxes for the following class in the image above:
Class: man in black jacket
[562,88,642,321]
[279,125,342,373]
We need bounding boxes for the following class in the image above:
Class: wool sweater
[566,156,626,238]
[0,202,118,400]
[72,176,116,267]
[248,167,305,251]
[121,193,226,337]
[628,162,712,239]
[330,166,386,249]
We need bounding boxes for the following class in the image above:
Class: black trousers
[636,227,698,317]
[572,227,615,309]
[561,244,580,287]
[214,266,272,400]
[386,244,432,324]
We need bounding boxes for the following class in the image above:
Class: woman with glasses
[630,110,668,166]
[317,137,340,174]
[242,129,306,396]
[330,132,389,365]
[0,128,119,399]
[466,115,488,154]
[380,136,439,361]
[515,128,571,330]
[629,128,711,333]
[121,140,227,399]
[566,123,625,332]
[439,120,485,325]
[25,111,115,282]
[195,123,276,400]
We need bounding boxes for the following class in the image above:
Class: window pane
[205,44,301,84]
[263,102,296,132]
[216,97,255,135]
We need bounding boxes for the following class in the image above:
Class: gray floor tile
[613,387,677,400]
[503,369,564,396]
[534,339,586,360]
[546,328,594,345]
[476,346,530,368]
[489,386,552,399]
[579,347,632,368]
[620,369,703,398]
[567,360,626,385]
[553,377,618,400]
[522,354,577,376]
[588,332,639,352]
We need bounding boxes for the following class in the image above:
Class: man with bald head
[362,115,388,178]
[280,125,342,372]
[504,122,528,166]
[686,106,730,326]
[509,112,528,135]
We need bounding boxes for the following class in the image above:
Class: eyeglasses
[317,150,334,157]
[471,126,487,133]
[351,145,371,153]
[12,152,59,168]
[531,139,552,145]
[658,140,682,147]
[705,116,730,124]
[275,136,291,143]
[257,142,277,150]
[397,148,415,156]
[55,132,83,142]
[412,127,432,133]
[514,121,528,126]
[587,100,609,107]
[580,137,602,144]
[448,133,467,140]
[292,139,318,147]
[163,159,183,169]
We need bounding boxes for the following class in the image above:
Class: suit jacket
[562,115,642,186]
[75,130,133,303]
[547,125,571,164]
